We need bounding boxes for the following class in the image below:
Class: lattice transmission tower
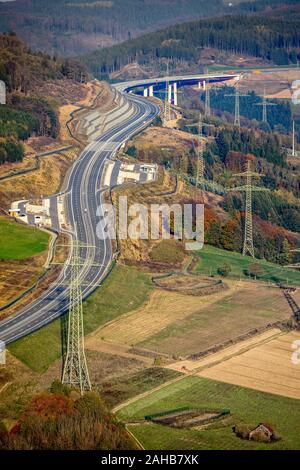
[186,114,214,187]
[228,160,268,257]
[226,86,248,128]
[62,240,91,394]
[195,116,205,185]
[255,88,276,124]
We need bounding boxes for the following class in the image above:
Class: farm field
[167,328,282,373]
[140,282,296,357]
[198,331,300,400]
[98,277,297,357]
[195,245,300,286]
[118,376,300,450]
[97,283,237,347]
[0,216,49,260]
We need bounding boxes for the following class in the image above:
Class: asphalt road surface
[0,73,237,345]
[0,92,159,344]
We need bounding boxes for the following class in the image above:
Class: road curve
[0,91,160,344]
[0,73,237,344]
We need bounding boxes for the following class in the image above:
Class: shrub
[126,145,137,158]
[49,380,71,397]
[154,357,163,366]
[232,424,251,439]
[217,263,232,277]
[247,262,264,279]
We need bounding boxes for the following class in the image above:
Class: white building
[0,80,6,105]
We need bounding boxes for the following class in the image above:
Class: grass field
[118,376,300,450]
[9,265,153,372]
[195,245,300,286]
[0,217,49,260]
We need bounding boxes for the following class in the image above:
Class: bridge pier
[149,85,154,97]
[168,84,172,103]
[173,82,178,106]
[143,88,148,97]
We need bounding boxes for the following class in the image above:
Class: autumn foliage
[0,382,136,450]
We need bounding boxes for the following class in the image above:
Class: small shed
[249,423,274,441]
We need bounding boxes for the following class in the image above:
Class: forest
[83,14,300,78]
[0,0,231,56]
[0,33,88,93]
[0,0,299,56]
[127,109,300,263]
[201,86,292,133]
[0,33,85,165]
[0,381,136,450]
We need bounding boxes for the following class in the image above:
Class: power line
[255,87,276,124]
[227,160,268,257]
[225,85,248,128]
[52,238,95,394]
[186,114,214,187]
[61,239,91,394]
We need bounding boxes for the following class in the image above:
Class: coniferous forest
[83,15,300,78]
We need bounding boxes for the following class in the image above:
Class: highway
[0,73,237,345]
[0,92,159,344]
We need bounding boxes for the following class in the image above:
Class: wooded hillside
[0,33,87,165]
[83,14,300,78]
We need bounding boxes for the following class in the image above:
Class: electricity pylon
[227,160,268,257]
[255,88,276,123]
[186,114,214,186]
[287,121,300,157]
[61,239,91,394]
[226,86,248,128]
